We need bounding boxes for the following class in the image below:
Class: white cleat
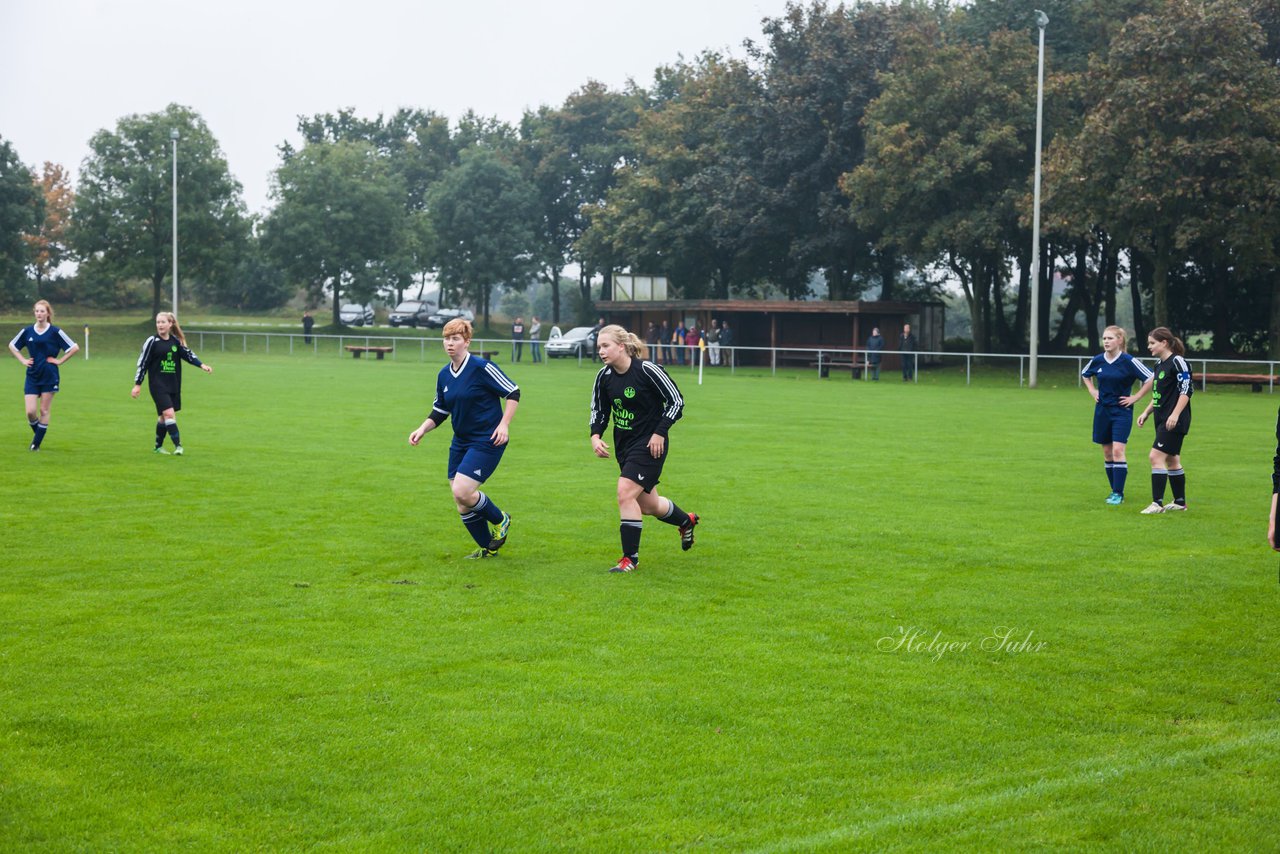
[1163,502,1186,511]
[1140,502,1165,514]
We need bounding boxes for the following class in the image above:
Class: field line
[751,726,1280,853]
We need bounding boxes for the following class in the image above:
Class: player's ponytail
[599,324,648,360]
[1149,326,1185,357]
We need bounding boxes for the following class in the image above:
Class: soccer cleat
[1163,502,1187,512]
[1140,501,1165,514]
[488,512,511,551]
[28,443,39,452]
[173,445,184,456]
[153,447,170,455]
[1105,492,1124,505]
[679,512,699,551]
[609,556,637,573]
[465,547,497,559]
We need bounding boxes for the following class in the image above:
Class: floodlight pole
[1029,11,1048,388]
[171,128,180,317]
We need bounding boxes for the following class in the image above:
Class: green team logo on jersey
[161,345,178,374]
[611,399,636,430]
[624,386,636,399]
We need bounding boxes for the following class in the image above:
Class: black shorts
[151,390,181,415]
[617,439,667,493]
[1153,424,1186,456]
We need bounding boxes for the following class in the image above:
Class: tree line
[2,0,1278,353]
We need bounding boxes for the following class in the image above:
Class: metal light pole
[1029,10,1048,388]
[171,128,180,317]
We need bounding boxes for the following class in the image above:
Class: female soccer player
[131,312,213,455]
[1136,327,1193,514]
[1080,325,1153,504]
[409,318,519,559]
[590,324,698,573]
[1269,405,1280,550]
[8,300,79,451]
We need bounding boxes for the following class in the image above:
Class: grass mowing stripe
[751,725,1280,853]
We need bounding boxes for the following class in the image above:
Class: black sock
[1151,469,1168,504]
[1105,462,1116,491]
[31,422,47,448]
[1168,468,1186,505]
[460,508,491,549]
[620,519,643,560]
[155,421,166,448]
[472,492,504,525]
[658,499,691,527]
[1113,463,1128,496]
[165,419,181,447]
[29,419,39,434]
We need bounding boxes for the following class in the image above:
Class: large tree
[263,140,406,325]
[72,104,248,316]
[426,148,538,328]
[23,162,73,296]
[0,136,43,306]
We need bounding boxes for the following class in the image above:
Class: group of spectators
[642,319,735,367]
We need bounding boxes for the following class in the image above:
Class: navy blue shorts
[1092,404,1133,445]
[449,443,505,483]
[24,378,59,395]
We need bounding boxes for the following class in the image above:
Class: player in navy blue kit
[590,324,698,573]
[8,300,79,451]
[1136,327,1193,514]
[131,312,213,455]
[1080,325,1153,505]
[409,318,520,559]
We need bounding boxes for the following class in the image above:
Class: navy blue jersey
[1081,352,1153,406]
[1151,354,1193,430]
[589,358,684,450]
[133,335,204,393]
[429,354,519,446]
[10,324,77,387]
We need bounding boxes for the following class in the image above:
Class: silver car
[545,326,595,358]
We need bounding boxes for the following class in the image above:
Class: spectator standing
[685,323,701,366]
[865,327,884,381]
[529,316,542,363]
[899,322,918,382]
[659,321,671,365]
[706,320,722,366]
[589,317,605,361]
[674,321,687,366]
[645,322,661,362]
[720,321,734,367]
[302,311,314,344]
[511,316,525,362]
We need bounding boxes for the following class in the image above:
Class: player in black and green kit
[131,312,213,455]
[589,324,698,573]
[1136,327,1192,513]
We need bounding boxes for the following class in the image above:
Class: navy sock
[29,419,39,434]
[155,421,166,448]
[472,492,505,525]
[165,419,180,447]
[1112,462,1128,495]
[658,498,691,527]
[1168,468,1186,505]
[1104,462,1116,490]
[1151,469,1168,504]
[620,519,643,560]
[460,508,492,549]
[31,422,47,448]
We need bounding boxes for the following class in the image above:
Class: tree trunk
[1074,242,1100,353]
[1050,283,1085,351]
[877,248,897,302]
[1013,245,1030,350]
[948,252,984,353]
[1130,249,1149,347]
[1210,256,1233,355]
[1152,230,1170,328]
[1269,270,1280,360]
[1102,239,1118,328]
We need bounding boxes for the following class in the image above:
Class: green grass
[1,334,1277,851]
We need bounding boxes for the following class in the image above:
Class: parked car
[339,303,375,327]
[387,300,434,327]
[545,326,596,358]
[424,308,475,329]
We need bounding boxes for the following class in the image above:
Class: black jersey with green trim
[589,358,683,447]
[133,335,204,393]
[1150,354,1193,432]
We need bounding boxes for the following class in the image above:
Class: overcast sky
[2,0,797,215]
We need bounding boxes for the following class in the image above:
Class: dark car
[388,300,434,328]
[424,308,476,329]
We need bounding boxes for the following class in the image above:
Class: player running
[409,318,519,559]
[590,323,698,573]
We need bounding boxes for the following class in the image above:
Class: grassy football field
[1,338,1277,851]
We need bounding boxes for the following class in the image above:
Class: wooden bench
[479,350,499,361]
[345,345,393,360]
[1201,372,1279,392]
[809,358,874,379]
